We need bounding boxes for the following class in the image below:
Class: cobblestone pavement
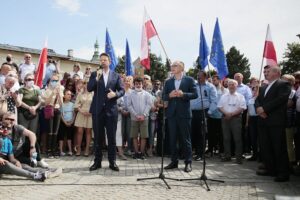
[1,155,300,200]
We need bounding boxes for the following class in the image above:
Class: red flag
[35,41,48,88]
[263,25,277,67]
[140,8,158,70]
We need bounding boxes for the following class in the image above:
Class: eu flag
[199,24,209,69]
[209,18,228,79]
[125,39,134,76]
[105,28,118,71]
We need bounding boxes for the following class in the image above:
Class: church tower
[91,39,100,62]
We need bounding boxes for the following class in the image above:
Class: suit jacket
[163,75,198,119]
[87,70,125,116]
[255,79,291,126]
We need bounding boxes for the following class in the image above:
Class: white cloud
[53,0,87,16]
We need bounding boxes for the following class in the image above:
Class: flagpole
[147,15,170,62]
[206,62,212,79]
[259,24,269,81]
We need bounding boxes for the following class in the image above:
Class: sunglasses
[25,78,35,81]
[4,118,15,122]
[51,80,59,82]
[25,56,31,59]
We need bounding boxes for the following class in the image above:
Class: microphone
[96,64,103,81]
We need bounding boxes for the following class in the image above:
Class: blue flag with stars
[105,28,118,71]
[125,39,134,76]
[199,24,210,69]
[209,18,228,79]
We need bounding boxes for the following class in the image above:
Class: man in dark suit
[87,53,125,171]
[255,65,291,182]
[163,61,198,172]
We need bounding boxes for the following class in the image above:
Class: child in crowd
[58,89,75,156]
[127,77,153,159]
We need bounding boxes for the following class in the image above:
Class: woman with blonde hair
[74,79,93,156]
[41,73,64,157]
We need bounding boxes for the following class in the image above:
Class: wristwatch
[30,146,35,149]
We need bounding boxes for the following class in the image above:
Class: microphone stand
[137,79,180,189]
[179,81,224,191]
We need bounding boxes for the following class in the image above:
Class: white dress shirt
[103,69,110,87]
[217,92,246,113]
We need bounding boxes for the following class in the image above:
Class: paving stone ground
[1,155,300,200]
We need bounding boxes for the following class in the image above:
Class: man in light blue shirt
[234,73,252,154]
[190,71,217,161]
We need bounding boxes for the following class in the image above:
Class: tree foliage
[115,56,125,75]
[226,46,251,83]
[280,42,300,75]
[115,53,168,81]
[145,53,168,81]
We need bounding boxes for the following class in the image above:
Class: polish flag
[140,8,158,70]
[263,25,277,67]
[35,40,48,88]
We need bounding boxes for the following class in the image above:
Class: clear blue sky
[1,0,300,77]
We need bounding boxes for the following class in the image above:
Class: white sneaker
[47,167,63,178]
[60,152,66,157]
[37,159,49,169]
[33,171,47,182]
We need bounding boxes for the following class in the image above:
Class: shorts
[130,120,148,139]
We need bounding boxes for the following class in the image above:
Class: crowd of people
[0,52,299,182]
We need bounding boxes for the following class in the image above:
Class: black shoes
[194,155,202,161]
[164,162,178,170]
[90,161,119,171]
[109,162,120,171]
[221,157,231,162]
[89,162,102,171]
[256,169,275,177]
[247,156,257,161]
[274,175,289,182]
[184,163,192,173]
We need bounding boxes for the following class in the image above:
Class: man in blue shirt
[234,73,252,154]
[190,71,217,160]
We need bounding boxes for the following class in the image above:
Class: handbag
[44,94,58,119]
[44,105,54,119]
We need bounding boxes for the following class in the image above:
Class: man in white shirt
[70,63,84,80]
[218,79,246,164]
[19,54,36,82]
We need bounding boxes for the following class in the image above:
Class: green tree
[280,42,300,75]
[226,46,251,83]
[186,67,199,79]
[115,56,125,75]
[115,53,168,81]
[144,53,168,81]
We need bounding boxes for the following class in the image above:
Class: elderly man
[163,61,198,172]
[19,54,36,82]
[70,63,84,80]
[0,64,12,85]
[255,66,291,182]
[218,79,246,164]
[234,73,252,154]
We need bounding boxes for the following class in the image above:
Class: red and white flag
[263,25,277,67]
[140,8,158,70]
[35,40,48,88]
